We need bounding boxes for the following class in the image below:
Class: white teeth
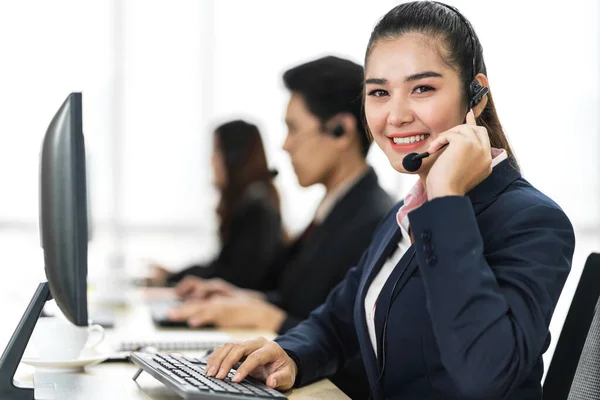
[392,134,428,145]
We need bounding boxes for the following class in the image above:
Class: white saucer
[21,350,111,373]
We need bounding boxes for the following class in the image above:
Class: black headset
[319,122,345,138]
[331,123,345,137]
[369,4,487,398]
[439,2,490,111]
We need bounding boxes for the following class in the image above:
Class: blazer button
[421,230,432,242]
[423,243,434,252]
[426,255,437,265]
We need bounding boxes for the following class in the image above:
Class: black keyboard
[131,352,287,399]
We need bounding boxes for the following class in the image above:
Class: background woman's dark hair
[214,120,280,242]
[364,1,518,167]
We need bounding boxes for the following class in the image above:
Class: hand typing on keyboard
[206,337,298,391]
[166,296,286,331]
[175,277,238,300]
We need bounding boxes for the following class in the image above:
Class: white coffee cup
[30,317,105,361]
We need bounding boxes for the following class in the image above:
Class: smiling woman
[201,3,575,399]
[363,21,514,179]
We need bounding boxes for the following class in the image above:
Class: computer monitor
[0,92,88,399]
[40,92,88,326]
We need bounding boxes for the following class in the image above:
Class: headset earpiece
[468,79,489,110]
[331,123,345,138]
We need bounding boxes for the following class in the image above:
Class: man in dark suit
[169,56,394,399]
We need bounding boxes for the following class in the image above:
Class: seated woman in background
[148,119,285,291]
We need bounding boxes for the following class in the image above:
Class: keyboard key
[183,356,205,364]
[184,377,208,389]
[155,366,189,386]
[242,382,270,396]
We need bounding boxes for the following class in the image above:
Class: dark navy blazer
[275,158,575,399]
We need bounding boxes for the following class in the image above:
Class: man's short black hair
[283,56,371,158]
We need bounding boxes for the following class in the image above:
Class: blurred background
[0,0,598,375]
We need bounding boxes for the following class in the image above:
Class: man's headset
[331,124,345,137]
[371,3,489,397]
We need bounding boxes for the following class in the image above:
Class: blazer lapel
[364,225,402,286]
[374,246,418,368]
[355,218,403,393]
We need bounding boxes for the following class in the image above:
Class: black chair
[543,253,600,400]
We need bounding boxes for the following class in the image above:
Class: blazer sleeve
[274,249,368,387]
[408,196,575,398]
[276,314,303,335]
[168,198,284,290]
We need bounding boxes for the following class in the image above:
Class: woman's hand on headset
[425,110,492,200]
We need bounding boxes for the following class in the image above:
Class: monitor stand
[0,282,51,400]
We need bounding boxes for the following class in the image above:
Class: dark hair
[365,1,518,165]
[283,55,371,158]
[214,120,280,242]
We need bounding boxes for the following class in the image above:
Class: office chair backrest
[568,301,600,399]
[543,253,600,400]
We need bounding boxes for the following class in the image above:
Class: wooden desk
[10,289,349,399]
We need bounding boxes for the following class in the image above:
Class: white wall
[0,0,598,379]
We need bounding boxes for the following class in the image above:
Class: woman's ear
[472,73,490,118]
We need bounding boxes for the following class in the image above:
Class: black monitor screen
[39,92,88,326]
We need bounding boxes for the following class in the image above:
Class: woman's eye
[413,85,434,94]
[368,89,388,97]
